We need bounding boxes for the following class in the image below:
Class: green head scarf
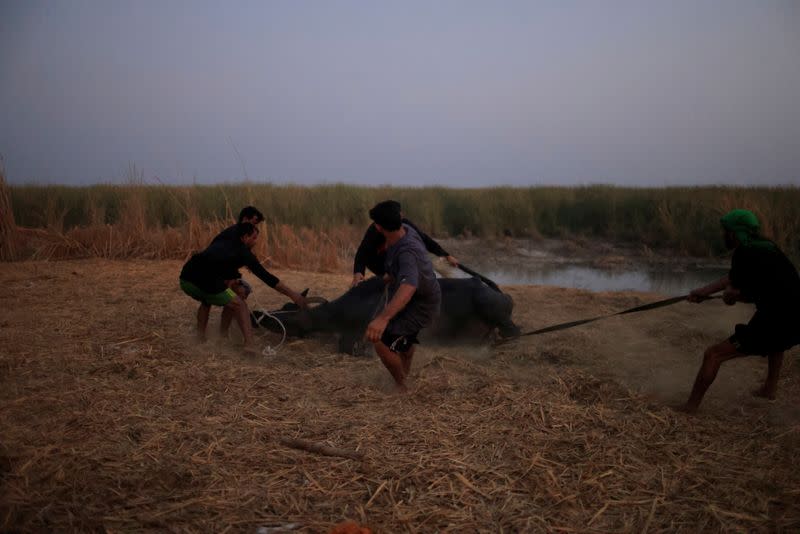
[720,209,775,250]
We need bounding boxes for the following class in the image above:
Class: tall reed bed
[0,162,20,261]
[6,183,800,264]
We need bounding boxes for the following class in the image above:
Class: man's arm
[352,225,380,286]
[366,250,419,342]
[244,251,308,308]
[404,219,458,266]
[366,284,416,342]
[688,275,729,302]
[273,282,308,309]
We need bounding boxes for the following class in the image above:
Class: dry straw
[1,261,798,532]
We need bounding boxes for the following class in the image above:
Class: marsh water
[463,263,729,295]
[440,238,729,295]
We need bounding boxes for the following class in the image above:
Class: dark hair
[369,200,402,231]
[235,222,258,238]
[238,206,264,223]
[385,200,402,212]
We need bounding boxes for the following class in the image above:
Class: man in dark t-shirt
[211,206,265,298]
[180,222,308,354]
[351,200,458,287]
[364,201,442,391]
[212,206,264,243]
[681,209,800,413]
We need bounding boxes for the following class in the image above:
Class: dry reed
[7,183,800,264]
[8,218,354,271]
[0,160,19,261]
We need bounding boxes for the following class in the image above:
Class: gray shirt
[384,224,442,331]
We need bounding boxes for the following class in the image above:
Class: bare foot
[393,383,408,394]
[751,387,777,400]
[242,345,261,357]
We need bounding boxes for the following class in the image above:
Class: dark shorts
[380,330,420,353]
[729,312,800,355]
[380,314,421,353]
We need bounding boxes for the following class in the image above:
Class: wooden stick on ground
[279,438,364,461]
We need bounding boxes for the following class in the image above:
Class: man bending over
[210,205,265,299]
[179,222,308,354]
[682,209,800,412]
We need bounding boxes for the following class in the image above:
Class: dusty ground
[1,259,799,532]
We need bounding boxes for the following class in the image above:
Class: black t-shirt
[353,218,449,276]
[211,224,239,244]
[180,238,279,294]
[208,224,244,278]
[729,243,800,316]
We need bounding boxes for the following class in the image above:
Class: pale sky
[1,0,799,186]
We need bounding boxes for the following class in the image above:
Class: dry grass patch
[1,260,798,532]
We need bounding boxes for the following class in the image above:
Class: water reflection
[458,264,729,295]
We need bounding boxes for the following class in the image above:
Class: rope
[457,263,502,293]
[350,284,389,356]
[249,295,287,356]
[494,293,721,346]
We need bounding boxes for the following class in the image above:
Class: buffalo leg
[497,318,521,338]
[474,291,519,338]
[338,332,359,355]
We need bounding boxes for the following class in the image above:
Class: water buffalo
[251,276,520,354]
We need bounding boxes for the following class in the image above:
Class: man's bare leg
[221,281,249,338]
[753,352,784,400]
[196,304,211,342]
[681,340,746,413]
[374,342,407,392]
[220,307,234,338]
[225,297,258,355]
[400,345,415,378]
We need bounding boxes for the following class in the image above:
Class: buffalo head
[250,289,328,337]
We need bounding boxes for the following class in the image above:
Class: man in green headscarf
[719,209,776,250]
[680,209,800,413]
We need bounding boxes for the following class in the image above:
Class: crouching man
[209,205,267,300]
[179,222,307,355]
[681,209,800,413]
[365,201,442,392]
